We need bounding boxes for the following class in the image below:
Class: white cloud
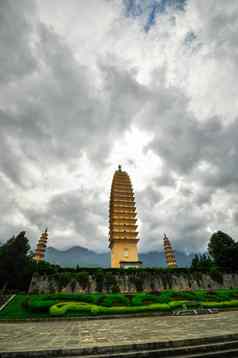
[0,0,238,255]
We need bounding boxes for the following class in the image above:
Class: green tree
[191,253,214,270]
[208,231,238,271]
[0,231,34,291]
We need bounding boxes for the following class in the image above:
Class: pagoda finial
[118,164,122,171]
[163,233,168,240]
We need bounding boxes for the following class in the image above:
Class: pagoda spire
[33,228,48,263]
[109,166,141,268]
[163,233,177,268]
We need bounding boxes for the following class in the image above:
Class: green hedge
[24,290,238,314]
[42,293,103,304]
[3,291,238,320]
[27,299,58,313]
[49,300,188,316]
[50,302,95,316]
[201,300,238,308]
[99,293,129,307]
[131,293,161,306]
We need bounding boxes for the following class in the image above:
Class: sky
[1,0,238,253]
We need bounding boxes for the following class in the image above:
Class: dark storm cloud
[22,188,108,250]
[136,73,238,251]
[0,14,148,182]
[0,1,37,83]
[233,212,238,226]
[137,185,163,210]
[139,73,238,193]
[152,168,176,187]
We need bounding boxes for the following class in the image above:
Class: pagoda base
[120,261,143,269]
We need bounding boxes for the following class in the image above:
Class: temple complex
[33,229,48,263]
[163,233,177,268]
[109,165,141,268]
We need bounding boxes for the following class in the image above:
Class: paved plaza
[1,311,238,352]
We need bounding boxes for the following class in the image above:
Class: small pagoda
[33,229,48,263]
[109,165,142,268]
[163,233,177,268]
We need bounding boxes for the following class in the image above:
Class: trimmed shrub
[171,291,196,301]
[28,298,57,313]
[49,302,132,316]
[42,293,103,304]
[50,302,95,316]
[230,289,238,299]
[168,301,188,310]
[156,290,174,303]
[49,300,190,317]
[131,293,161,306]
[212,290,231,302]
[104,303,171,314]
[193,290,206,301]
[99,293,129,307]
[26,293,104,313]
[184,301,201,309]
[201,300,238,309]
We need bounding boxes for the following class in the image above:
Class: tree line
[1,230,238,292]
[191,231,238,272]
[0,232,59,292]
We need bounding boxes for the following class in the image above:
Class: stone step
[2,335,238,358]
[65,341,238,357]
[169,347,238,357]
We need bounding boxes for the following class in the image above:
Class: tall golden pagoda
[33,229,48,263]
[163,233,177,268]
[109,165,141,268]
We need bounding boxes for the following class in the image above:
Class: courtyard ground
[0,311,238,352]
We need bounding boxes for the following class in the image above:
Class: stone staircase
[2,334,238,358]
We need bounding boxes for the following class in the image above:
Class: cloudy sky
[1,0,238,253]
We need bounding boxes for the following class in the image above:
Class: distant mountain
[45,246,194,268]
[45,246,110,268]
[140,251,194,268]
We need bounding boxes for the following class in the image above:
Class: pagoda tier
[110,217,137,223]
[110,207,136,212]
[109,165,141,268]
[110,210,136,215]
[33,229,48,263]
[163,234,177,268]
[110,231,138,238]
[110,196,135,202]
[110,223,137,229]
[112,190,134,195]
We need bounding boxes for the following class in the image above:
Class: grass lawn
[0,295,49,320]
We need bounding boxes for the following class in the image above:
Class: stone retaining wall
[28,271,238,293]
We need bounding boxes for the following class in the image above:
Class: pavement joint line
[0,295,16,312]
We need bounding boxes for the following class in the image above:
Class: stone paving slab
[0,311,238,352]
